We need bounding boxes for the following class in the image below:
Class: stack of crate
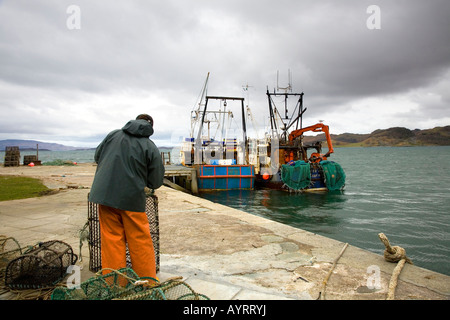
[3,146,20,167]
[23,155,37,165]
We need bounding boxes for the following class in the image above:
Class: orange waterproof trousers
[98,204,156,279]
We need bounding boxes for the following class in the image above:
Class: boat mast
[267,70,306,143]
[191,72,210,138]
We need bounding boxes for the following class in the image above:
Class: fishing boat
[180,72,345,193]
[247,73,346,192]
[180,73,255,191]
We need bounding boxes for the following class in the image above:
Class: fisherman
[89,114,165,279]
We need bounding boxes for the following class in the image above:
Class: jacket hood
[122,119,154,137]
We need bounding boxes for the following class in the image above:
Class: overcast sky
[1,0,449,147]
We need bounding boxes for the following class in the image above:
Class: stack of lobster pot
[3,146,20,167]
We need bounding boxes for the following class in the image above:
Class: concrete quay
[0,163,449,300]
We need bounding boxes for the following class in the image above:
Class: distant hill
[0,139,89,151]
[2,126,450,151]
[302,126,450,147]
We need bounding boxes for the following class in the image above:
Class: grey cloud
[0,0,449,146]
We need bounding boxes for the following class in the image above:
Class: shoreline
[0,163,449,300]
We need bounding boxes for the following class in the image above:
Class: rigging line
[224,112,234,142]
[287,100,301,128]
[246,106,260,140]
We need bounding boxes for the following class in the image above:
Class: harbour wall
[0,163,448,300]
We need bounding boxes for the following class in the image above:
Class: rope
[378,233,413,300]
[114,276,206,301]
[0,273,67,300]
[7,286,57,300]
[95,268,160,287]
[378,233,413,264]
[78,220,89,262]
[318,242,349,300]
[115,276,181,301]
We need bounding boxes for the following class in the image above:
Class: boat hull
[196,164,255,191]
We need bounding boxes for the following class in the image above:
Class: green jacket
[89,119,165,212]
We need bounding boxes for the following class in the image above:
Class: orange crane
[288,123,334,162]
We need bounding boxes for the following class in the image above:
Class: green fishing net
[281,160,311,190]
[281,160,345,191]
[320,160,346,191]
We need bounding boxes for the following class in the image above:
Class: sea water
[199,146,450,276]
[2,146,449,275]
[0,147,175,164]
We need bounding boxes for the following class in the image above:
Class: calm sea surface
[2,146,449,275]
[199,146,450,276]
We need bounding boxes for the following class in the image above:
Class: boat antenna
[242,82,253,106]
[277,69,292,93]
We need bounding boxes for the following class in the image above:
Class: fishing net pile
[281,160,311,190]
[281,160,346,191]
[320,160,346,191]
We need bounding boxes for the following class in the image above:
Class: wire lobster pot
[87,195,160,273]
[4,240,77,290]
[0,236,23,270]
[51,267,210,301]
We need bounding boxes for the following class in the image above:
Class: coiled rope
[378,233,413,300]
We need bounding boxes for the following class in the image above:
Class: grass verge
[0,175,52,201]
